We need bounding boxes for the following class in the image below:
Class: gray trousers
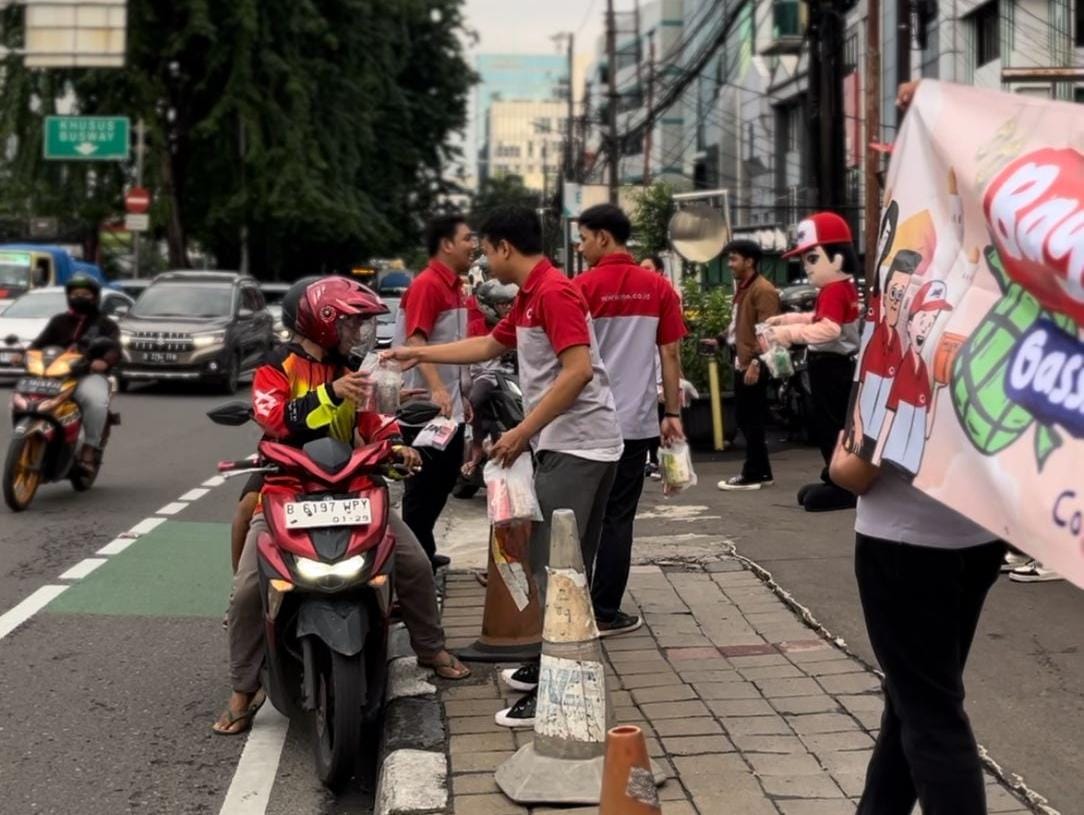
[530,451,618,609]
[73,373,110,448]
[228,510,445,693]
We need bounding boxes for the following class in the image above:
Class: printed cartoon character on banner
[764,212,862,511]
[872,280,955,478]
[933,147,1083,471]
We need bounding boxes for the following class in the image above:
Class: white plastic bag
[755,323,795,379]
[658,440,697,496]
[413,416,458,450]
[484,453,543,526]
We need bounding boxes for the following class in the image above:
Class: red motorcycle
[210,402,416,789]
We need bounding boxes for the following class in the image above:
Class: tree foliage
[630,182,676,256]
[468,174,539,225]
[0,0,475,278]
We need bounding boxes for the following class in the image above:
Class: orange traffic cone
[457,522,542,663]
[600,726,661,815]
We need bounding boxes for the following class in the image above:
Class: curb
[374,572,453,815]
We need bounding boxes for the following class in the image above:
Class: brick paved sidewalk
[434,561,1035,815]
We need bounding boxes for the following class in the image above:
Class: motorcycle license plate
[143,352,178,363]
[16,377,61,395]
[284,498,371,529]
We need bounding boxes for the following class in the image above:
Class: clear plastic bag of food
[658,440,697,496]
[355,353,402,414]
[760,344,794,379]
[484,453,542,526]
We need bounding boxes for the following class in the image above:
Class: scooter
[453,367,524,499]
[4,339,119,511]
[767,283,818,444]
[209,400,433,790]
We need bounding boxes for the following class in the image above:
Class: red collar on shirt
[520,258,555,294]
[594,252,636,269]
[426,259,460,290]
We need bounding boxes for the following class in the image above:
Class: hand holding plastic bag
[755,323,795,379]
[658,440,698,496]
[356,353,402,414]
[484,453,543,526]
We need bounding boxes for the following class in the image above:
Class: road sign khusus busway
[44,116,130,161]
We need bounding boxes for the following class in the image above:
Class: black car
[117,271,274,393]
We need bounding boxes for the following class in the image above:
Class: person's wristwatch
[664,412,681,419]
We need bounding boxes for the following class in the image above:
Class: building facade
[482,99,568,193]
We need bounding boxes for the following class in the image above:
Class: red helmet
[295,277,388,350]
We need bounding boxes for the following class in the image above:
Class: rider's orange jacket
[251,343,401,447]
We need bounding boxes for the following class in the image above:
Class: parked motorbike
[453,367,524,499]
[4,340,119,511]
[209,399,437,790]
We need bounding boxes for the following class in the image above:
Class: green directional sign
[43,116,130,161]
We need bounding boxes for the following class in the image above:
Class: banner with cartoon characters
[850,80,1084,588]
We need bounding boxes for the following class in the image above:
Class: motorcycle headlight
[294,554,368,583]
[193,330,227,349]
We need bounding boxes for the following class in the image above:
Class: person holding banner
[829,80,1008,815]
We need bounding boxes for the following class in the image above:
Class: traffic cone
[494,509,664,805]
[457,522,542,663]
[600,726,661,815]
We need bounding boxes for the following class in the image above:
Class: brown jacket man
[718,240,781,490]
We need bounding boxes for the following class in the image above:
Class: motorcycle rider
[462,278,519,477]
[27,274,119,472]
[214,277,469,737]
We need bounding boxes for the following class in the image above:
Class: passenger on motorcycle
[463,278,519,477]
[27,275,119,472]
[214,277,469,736]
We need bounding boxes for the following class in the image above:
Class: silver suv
[117,271,274,393]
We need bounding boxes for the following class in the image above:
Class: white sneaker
[1009,561,1064,583]
[499,663,539,692]
[1000,551,1031,573]
[717,475,774,491]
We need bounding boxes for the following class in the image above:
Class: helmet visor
[338,314,377,357]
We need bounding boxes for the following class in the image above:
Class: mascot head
[784,211,858,288]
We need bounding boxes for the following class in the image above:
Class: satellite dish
[668,204,730,263]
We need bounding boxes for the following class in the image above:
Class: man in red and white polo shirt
[575,203,687,636]
[386,205,622,728]
[392,214,474,570]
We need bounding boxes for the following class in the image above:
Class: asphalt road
[622,439,1084,814]
[0,382,377,815]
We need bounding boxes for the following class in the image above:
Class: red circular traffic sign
[125,186,151,214]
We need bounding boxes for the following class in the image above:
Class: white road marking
[59,558,108,580]
[202,475,227,487]
[218,705,290,815]
[179,488,210,501]
[156,502,187,516]
[127,516,167,536]
[96,537,136,556]
[0,585,68,640]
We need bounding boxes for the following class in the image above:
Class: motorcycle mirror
[207,401,253,426]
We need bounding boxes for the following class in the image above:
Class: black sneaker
[431,554,451,571]
[500,663,539,692]
[717,475,774,491]
[597,611,643,638]
[495,689,536,728]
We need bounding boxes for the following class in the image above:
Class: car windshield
[2,291,66,318]
[132,284,233,318]
[0,255,31,289]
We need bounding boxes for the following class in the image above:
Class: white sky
[461,0,606,57]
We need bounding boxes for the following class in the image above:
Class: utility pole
[606,0,619,203]
[865,0,882,286]
[643,32,655,186]
[132,118,146,279]
[807,0,846,211]
[564,32,575,180]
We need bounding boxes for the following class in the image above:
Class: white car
[0,286,134,379]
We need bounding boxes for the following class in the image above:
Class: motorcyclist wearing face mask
[28,275,119,472]
[215,276,470,736]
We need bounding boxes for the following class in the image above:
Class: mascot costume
[766,212,862,511]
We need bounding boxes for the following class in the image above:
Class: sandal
[418,652,472,681]
[211,690,267,736]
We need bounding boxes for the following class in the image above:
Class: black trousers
[401,424,465,562]
[808,352,856,466]
[735,366,772,480]
[591,438,654,622]
[855,534,1005,815]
